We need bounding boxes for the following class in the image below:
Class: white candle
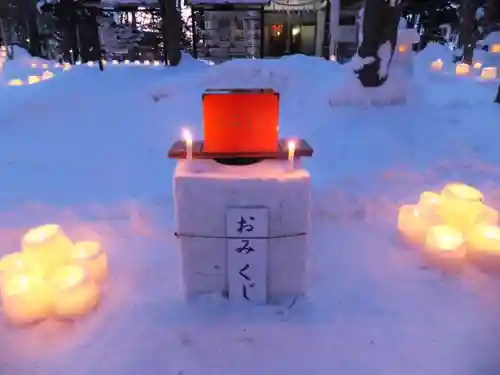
[287,141,296,171]
[183,129,193,160]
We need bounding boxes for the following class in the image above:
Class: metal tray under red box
[202,88,279,154]
[167,139,313,160]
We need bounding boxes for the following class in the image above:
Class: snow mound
[201,55,342,91]
[415,42,453,66]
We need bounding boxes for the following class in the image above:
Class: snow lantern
[483,32,500,69]
[167,88,314,304]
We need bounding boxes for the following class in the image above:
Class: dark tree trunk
[459,0,476,65]
[27,0,41,58]
[495,85,500,104]
[355,0,404,87]
[160,0,182,66]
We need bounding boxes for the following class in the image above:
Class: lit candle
[424,225,466,270]
[481,67,497,80]
[63,63,71,71]
[87,61,95,67]
[473,62,482,69]
[153,60,160,66]
[456,63,470,76]
[1,272,53,325]
[101,60,107,65]
[492,44,500,53]
[112,60,119,65]
[439,183,483,231]
[182,129,193,160]
[430,59,443,72]
[22,224,73,275]
[50,265,100,318]
[71,241,108,283]
[42,63,48,69]
[397,205,434,245]
[124,60,130,65]
[287,141,296,171]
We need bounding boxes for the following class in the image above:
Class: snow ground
[1,48,500,375]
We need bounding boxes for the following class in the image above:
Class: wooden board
[226,207,269,304]
[167,138,313,159]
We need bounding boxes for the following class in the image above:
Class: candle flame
[427,225,464,251]
[473,62,482,69]
[182,129,193,143]
[288,141,296,152]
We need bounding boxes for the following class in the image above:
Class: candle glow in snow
[397,183,500,271]
[430,59,443,72]
[456,63,470,76]
[0,224,109,325]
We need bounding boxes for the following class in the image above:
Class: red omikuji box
[202,88,279,154]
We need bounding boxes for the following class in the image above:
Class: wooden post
[328,0,339,58]
[355,0,403,87]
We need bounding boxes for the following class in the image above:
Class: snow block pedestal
[174,159,310,304]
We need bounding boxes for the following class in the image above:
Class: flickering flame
[288,141,296,153]
[182,129,193,143]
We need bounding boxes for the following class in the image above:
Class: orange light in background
[397,44,409,53]
[491,44,500,53]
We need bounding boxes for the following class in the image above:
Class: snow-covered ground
[1,46,500,375]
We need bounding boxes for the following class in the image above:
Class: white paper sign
[226,207,269,303]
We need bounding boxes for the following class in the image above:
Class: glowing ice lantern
[397,205,434,245]
[417,191,441,220]
[430,59,443,72]
[481,67,497,80]
[41,71,54,80]
[124,60,130,65]
[183,129,193,160]
[50,265,100,318]
[112,60,119,65]
[31,63,37,68]
[42,63,48,69]
[288,141,296,171]
[144,60,151,65]
[0,252,41,286]
[71,241,108,283]
[424,225,466,270]
[456,63,470,76]
[473,62,482,69]
[153,60,160,66]
[1,272,54,325]
[22,224,73,275]
[492,44,500,53]
[87,61,95,67]
[8,79,23,86]
[28,75,41,85]
[468,225,500,270]
[75,61,82,66]
[439,183,483,231]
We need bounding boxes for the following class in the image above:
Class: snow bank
[415,42,454,66]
